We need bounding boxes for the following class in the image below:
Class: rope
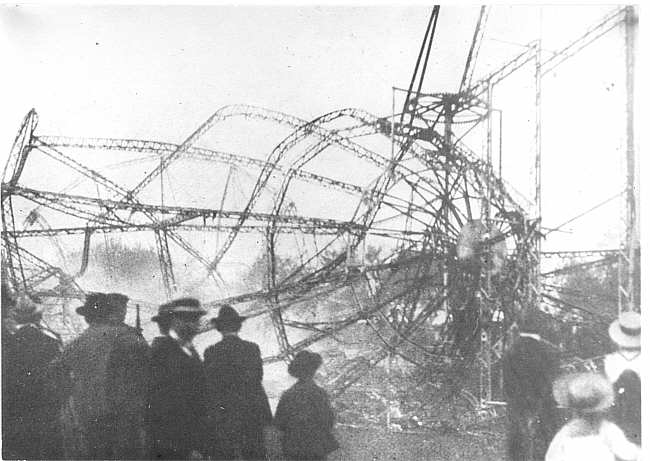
[544,191,623,236]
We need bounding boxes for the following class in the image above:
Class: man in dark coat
[148,297,209,460]
[204,305,273,460]
[53,292,150,460]
[2,293,63,460]
[502,321,562,461]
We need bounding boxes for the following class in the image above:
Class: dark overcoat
[502,335,561,461]
[54,322,150,460]
[2,324,62,460]
[148,335,209,460]
[611,369,641,445]
[274,379,338,460]
[204,335,273,460]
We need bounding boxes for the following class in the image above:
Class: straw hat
[608,311,641,349]
[552,372,614,414]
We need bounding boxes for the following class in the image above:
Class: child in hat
[274,350,339,460]
[545,372,639,461]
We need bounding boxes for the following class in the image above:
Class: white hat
[608,311,641,349]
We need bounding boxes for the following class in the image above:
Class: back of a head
[614,368,641,395]
[106,293,129,323]
[612,368,641,443]
[288,350,323,380]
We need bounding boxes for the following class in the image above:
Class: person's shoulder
[204,339,227,355]
[151,335,175,352]
[240,338,261,352]
[314,382,330,397]
[600,420,627,437]
[115,324,147,343]
[18,325,59,345]
[203,342,221,361]
[303,380,329,397]
[280,382,300,399]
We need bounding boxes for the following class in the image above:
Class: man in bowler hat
[204,305,273,460]
[53,292,150,460]
[148,297,209,460]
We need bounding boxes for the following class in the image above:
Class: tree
[551,260,618,358]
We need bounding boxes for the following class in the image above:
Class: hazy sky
[0,4,633,254]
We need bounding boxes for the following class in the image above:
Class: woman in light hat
[545,372,640,461]
[604,311,641,445]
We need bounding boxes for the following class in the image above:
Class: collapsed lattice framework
[1,98,535,392]
[1,7,630,404]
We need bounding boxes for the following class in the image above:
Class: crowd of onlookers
[1,282,642,460]
[2,288,338,460]
[503,310,642,461]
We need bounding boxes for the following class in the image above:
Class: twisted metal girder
[2,103,532,393]
[3,109,38,187]
[459,6,491,93]
[17,134,218,294]
[5,185,366,232]
[467,6,626,97]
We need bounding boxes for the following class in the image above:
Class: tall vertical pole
[497,110,503,179]
[533,36,542,310]
[443,98,453,320]
[624,6,638,313]
[160,157,164,208]
[618,6,638,315]
[391,87,396,160]
[484,82,493,403]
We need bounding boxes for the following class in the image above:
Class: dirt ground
[328,425,505,461]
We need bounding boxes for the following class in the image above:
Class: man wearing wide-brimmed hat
[545,372,639,461]
[148,297,209,460]
[2,293,63,460]
[604,311,641,445]
[54,292,150,460]
[204,305,272,460]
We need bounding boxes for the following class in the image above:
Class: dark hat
[152,297,206,323]
[210,305,246,330]
[76,292,114,318]
[106,293,129,310]
[608,311,641,349]
[288,350,323,379]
